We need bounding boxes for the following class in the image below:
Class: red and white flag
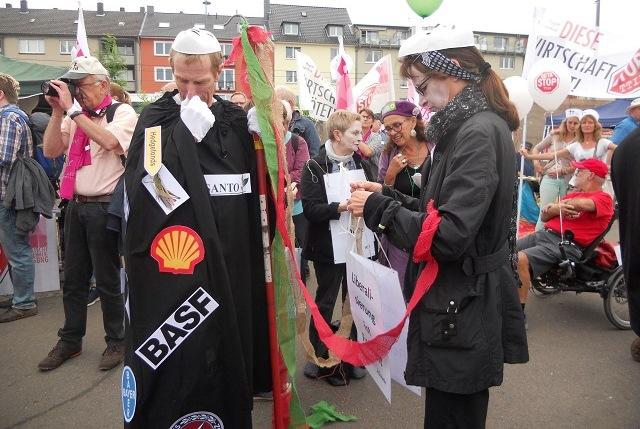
[71,2,90,59]
[352,55,395,114]
[331,36,355,111]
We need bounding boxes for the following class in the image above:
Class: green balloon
[406,0,444,18]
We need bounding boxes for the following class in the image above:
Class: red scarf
[59,95,113,200]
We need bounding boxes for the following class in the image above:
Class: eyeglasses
[384,121,406,134]
[72,80,103,93]
[414,75,432,96]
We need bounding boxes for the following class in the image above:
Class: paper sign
[144,126,162,176]
[346,251,421,403]
[143,164,189,215]
[323,168,376,264]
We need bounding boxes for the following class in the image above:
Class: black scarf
[426,83,490,144]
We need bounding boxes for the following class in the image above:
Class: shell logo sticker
[150,226,205,274]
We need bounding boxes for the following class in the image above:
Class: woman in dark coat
[348,26,528,428]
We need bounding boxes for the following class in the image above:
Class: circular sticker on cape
[121,366,136,423]
[170,411,224,429]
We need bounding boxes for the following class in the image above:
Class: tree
[99,34,127,88]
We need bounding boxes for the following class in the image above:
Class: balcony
[358,38,402,48]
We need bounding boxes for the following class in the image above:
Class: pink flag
[336,56,354,110]
[71,3,90,59]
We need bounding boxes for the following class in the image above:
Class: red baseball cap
[571,159,608,178]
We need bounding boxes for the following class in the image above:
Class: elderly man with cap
[347,25,528,427]
[121,28,266,428]
[517,158,614,319]
[38,56,137,371]
[611,98,640,145]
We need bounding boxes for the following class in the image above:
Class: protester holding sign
[348,26,528,427]
[300,110,374,386]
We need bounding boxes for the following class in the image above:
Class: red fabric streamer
[224,26,272,100]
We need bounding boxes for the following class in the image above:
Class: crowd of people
[0,21,639,429]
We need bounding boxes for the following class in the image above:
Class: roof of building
[268,4,356,45]
[139,11,264,39]
[0,6,145,37]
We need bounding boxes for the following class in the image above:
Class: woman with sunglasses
[347,26,528,428]
[376,100,429,291]
[530,110,581,230]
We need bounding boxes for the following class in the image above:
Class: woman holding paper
[347,26,528,428]
[376,100,430,292]
[300,110,374,386]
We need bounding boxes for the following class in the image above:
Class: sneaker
[38,341,82,371]
[303,362,319,379]
[0,306,38,323]
[0,298,13,309]
[87,287,100,307]
[99,343,124,371]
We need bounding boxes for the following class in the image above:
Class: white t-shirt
[566,138,611,162]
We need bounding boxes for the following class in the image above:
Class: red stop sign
[608,49,640,95]
[536,71,559,93]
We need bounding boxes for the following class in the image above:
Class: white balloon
[526,58,571,112]
[503,76,533,118]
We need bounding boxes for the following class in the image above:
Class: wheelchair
[530,213,630,330]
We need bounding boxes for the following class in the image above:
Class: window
[220,43,233,59]
[394,30,409,44]
[158,22,170,28]
[59,40,75,55]
[493,37,507,51]
[155,67,173,82]
[154,41,172,56]
[285,70,297,84]
[283,22,299,36]
[500,57,515,69]
[285,46,301,59]
[365,49,382,63]
[218,69,234,91]
[19,39,44,54]
[400,80,408,89]
[117,44,134,56]
[361,30,379,44]
[327,25,343,37]
[194,23,205,29]
[475,36,487,51]
[120,69,135,81]
[330,47,338,60]
[515,38,525,53]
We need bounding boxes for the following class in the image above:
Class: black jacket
[364,110,528,394]
[301,148,373,263]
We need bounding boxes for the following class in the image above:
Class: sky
[10,0,640,36]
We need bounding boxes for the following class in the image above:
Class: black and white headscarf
[420,51,480,82]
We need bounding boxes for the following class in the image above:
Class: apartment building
[0,1,143,91]
[473,31,527,79]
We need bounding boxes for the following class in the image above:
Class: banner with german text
[296,51,337,121]
[353,55,396,114]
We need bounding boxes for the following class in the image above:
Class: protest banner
[296,51,337,121]
[323,168,375,264]
[346,251,421,402]
[353,55,396,114]
[523,7,640,99]
[0,216,60,295]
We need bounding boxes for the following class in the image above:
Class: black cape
[122,92,269,428]
[611,127,640,336]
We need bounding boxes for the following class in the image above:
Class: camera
[40,79,76,97]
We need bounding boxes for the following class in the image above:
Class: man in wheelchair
[516,159,615,316]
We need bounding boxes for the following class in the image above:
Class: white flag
[352,55,395,114]
[71,2,91,59]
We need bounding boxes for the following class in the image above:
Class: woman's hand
[519,148,531,159]
[350,181,382,193]
[387,153,407,177]
[347,190,373,217]
[338,199,349,213]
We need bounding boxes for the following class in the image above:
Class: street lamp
[203,1,211,27]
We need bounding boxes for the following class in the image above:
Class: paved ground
[1,270,639,429]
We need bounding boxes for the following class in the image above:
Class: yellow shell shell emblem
[150,225,205,274]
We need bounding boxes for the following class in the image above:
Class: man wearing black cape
[611,128,640,362]
[121,28,269,428]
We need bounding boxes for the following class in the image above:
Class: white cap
[398,24,475,58]
[627,98,640,112]
[172,28,221,55]
[582,108,600,122]
[61,56,109,80]
[565,108,583,120]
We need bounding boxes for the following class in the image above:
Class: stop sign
[608,48,640,95]
[535,71,559,93]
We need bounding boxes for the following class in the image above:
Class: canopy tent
[0,55,66,97]
[545,99,635,128]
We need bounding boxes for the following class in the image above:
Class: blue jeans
[0,206,36,309]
